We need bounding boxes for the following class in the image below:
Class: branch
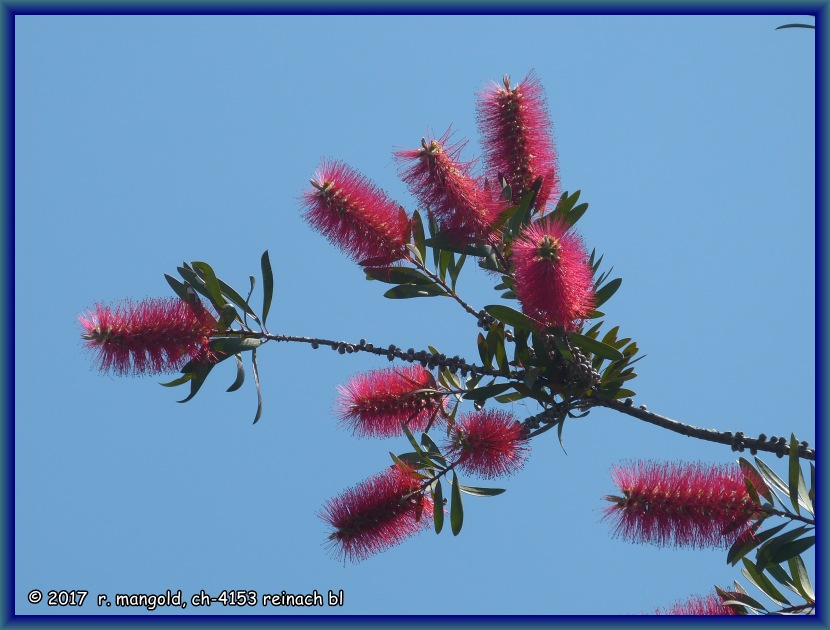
[590,396,815,461]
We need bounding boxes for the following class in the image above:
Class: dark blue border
[4,2,824,627]
[0,1,827,15]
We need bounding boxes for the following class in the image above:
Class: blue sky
[13,14,815,617]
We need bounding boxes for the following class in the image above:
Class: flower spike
[302,160,410,265]
[336,365,446,438]
[79,297,216,376]
[446,409,529,479]
[396,128,502,243]
[511,218,595,331]
[320,463,433,563]
[477,71,559,210]
[603,461,764,549]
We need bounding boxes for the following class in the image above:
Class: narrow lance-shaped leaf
[458,485,506,497]
[251,347,263,424]
[740,558,791,607]
[450,472,463,536]
[592,278,622,309]
[484,304,539,332]
[261,250,274,325]
[192,261,227,310]
[570,332,624,361]
[432,478,444,534]
[226,354,245,392]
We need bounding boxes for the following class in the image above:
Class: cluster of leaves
[721,437,815,615]
[370,185,641,437]
[159,253,274,423]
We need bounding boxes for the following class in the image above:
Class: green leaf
[787,434,802,515]
[251,347,263,424]
[567,202,588,226]
[401,422,425,457]
[765,563,802,596]
[438,249,453,283]
[494,390,526,403]
[165,274,190,302]
[177,361,214,403]
[458,485,506,497]
[423,235,491,258]
[216,277,259,324]
[741,558,791,606]
[390,451,427,469]
[593,278,622,309]
[754,456,789,497]
[411,209,427,262]
[159,373,192,388]
[211,337,264,356]
[484,304,538,332]
[787,555,815,602]
[462,381,513,402]
[788,434,812,515]
[755,525,813,571]
[450,472,463,536]
[192,261,227,309]
[216,304,240,330]
[420,432,442,457]
[739,458,773,504]
[432,478,444,534]
[570,332,624,361]
[383,283,446,299]
[717,586,766,613]
[260,250,274,325]
[775,23,815,29]
[226,354,245,392]
[405,243,424,267]
[477,332,491,368]
[728,521,786,566]
[767,537,815,566]
[448,254,466,291]
[365,267,432,285]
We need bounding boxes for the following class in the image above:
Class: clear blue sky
[14,14,814,617]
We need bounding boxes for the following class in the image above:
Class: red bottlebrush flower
[320,463,432,563]
[396,129,503,243]
[336,365,446,438]
[603,461,764,549]
[302,160,410,265]
[511,218,595,331]
[446,409,529,479]
[79,297,216,376]
[477,72,559,209]
[654,591,739,615]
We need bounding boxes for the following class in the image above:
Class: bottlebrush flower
[302,160,410,265]
[336,365,446,438]
[654,591,739,615]
[477,72,559,210]
[511,218,595,331]
[320,463,433,563]
[603,461,764,549]
[446,409,529,479]
[396,129,503,243]
[79,297,216,376]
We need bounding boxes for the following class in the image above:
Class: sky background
[14,14,815,618]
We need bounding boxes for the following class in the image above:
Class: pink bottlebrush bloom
[511,218,595,331]
[337,365,446,438]
[446,409,529,479]
[396,129,503,243]
[654,591,739,615]
[603,461,765,549]
[79,297,216,376]
[302,160,410,265]
[320,463,433,563]
[477,72,559,209]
